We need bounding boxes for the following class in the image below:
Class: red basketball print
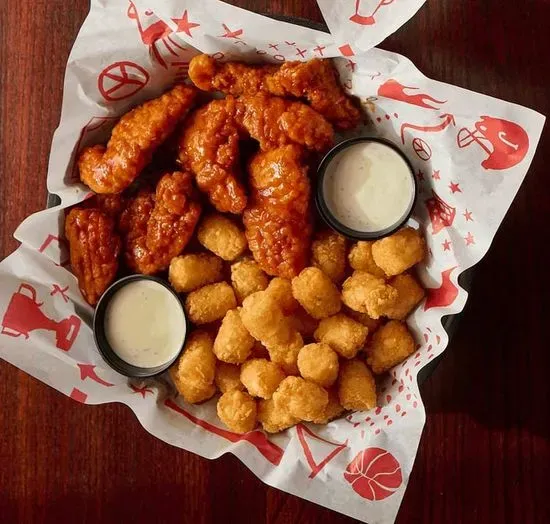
[412,137,432,161]
[343,447,402,501]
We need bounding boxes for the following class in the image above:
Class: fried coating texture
[344,306,382,334]
[272,376,328,422]
[240,359,286,399]
[79,85,196,193]
[314,313,368,359]
[297,343,339,387]
[342,271,398,320]
[371,227,426,276]
[244,146,312,279]
[311,230,347,283]
[310,388,345,424]
[65,208,121,305]
[291,267,341,319]
[348,241,386,279]
[250,340,270,360]
[266,331,304,376]
[81,193,126,219]
[383,273,425,320]
[338,359,377,411]
[213,308,254,363]
[258,398,300,433]
[265,278,299,314]
[366,320,416,374]
[197,213,247,261]
[169,253,223,293]
[230,257,269,303]
[217,390,257,433]
[169,331,216,404]
[215,362,244,393]
[288,306,319,339]
[185,282,237,325]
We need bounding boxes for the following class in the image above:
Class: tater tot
[257,398,300,433]
[314,313,368,359]
[240,358,286,399]
[291,267,341,319]
[197,213,248,261]
[311,230,347,283]
[344,306,382,334]
[250,340,270,359]
[168,253,223,293]
[382,273,425,320]
[273,376,329,422]
[310,388,345,424]
[213,308,254,363]
[338,359,377,411]
[215,362,244,393]
[341,270,397,319]
[366,320,415,374]
[297,343,339,387]
[185,282,237,325]
[348,241,386,278]
[266,277,299,314]
[371,227,425,276]
[217,390,257,433]
[230,257,269,303]
[266,331,303,375]
[169,331,216,404]
[288,306,319,338]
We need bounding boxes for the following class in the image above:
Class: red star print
[346,60,356,72]
[449,182,462,194]
[463,209,473,221]
[130,384,153,398]
[172,11,200,37]
[464,232,475,246]
[417,170,425,181]
[313,45,326,56]
[442,239,452,251]
[432,170,441,180]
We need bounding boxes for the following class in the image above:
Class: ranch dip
[104,279,186,368]
[322,141,414,233]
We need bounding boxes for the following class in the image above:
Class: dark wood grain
[1,1,549,523]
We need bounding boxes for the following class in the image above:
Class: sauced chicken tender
[169,253,223,293]
[217,390,257,433]
[371,227,425,276]
[342,270,397,319]
[230,257,269,303]
[267,331,304,375]
[240,359,286,399]
[291,267,341,319]
[265,277,299,314]
[348,241,386,278]
[297,343,339,387]
[338,359,377,411]
[197,213,248,261]
[215,362,244,393]
[314,313,368,359]
[185,282,237,325]
[311,230,347,283]
[366,320,415,374]
[273,376,329,422]
[383,273,425,320]
[213,309,254,363]
[258,398,300,433]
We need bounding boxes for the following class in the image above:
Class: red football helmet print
[457,116,529,170]
[426,190,456,234]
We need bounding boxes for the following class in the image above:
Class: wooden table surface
[1,1,549,523]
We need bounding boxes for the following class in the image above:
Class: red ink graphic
[426,190,456,234]
[268,43,279,51]
[70,388,88,403]
[78,363,114,387]
[38,234,69,265]
[457,116,529,170]
[172,10,200,37]
[424,267,459,310]
[50,284,69,303]
[296,48,307,58]
[296,424,348,479]
[442,239,451,251]
[412,137,432,161]
[432,169,441,180]
[165,399,283,466]
[350,0,396,25]
[272,54,286,62]
[416,170,424,181]
[463,209,473,222]
[339,44,355,57]
[98,61,149,102]
[378,79,446,109]
[449,181,462,194]
[220,24,243,39]
[284,41,296,46]
[1,283,81,351]
[313,45,326,56]
[344,448,402,500]
[369,71,381,80]
[130,384,153,398]
[464,232,475,246]
[401,113,456,144]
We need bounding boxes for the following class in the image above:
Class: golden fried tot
[314,313,368,359]
[197,213,248,261]
[311,230,347,283]
[273,376,329,422]
[288,306,319,338]
[169,331,216,404]
[213,308,254,363]
[310,388,345,424]
[265,277,298,314]
[297,343,339,387]
[240,359,286,399]
[291,267,341,319]
[258,398,300,433]
[169,253,223,293]
[230,257,269,303]
[383,273,425,320]
[348,241,386,278]
[185,282,237,325]
[217,390,257,433]
[344,306,382,334]
[371,227,425,276]
[341,271,397,319]
[250,340,270,359]
[215,362,244,393]
[266,331,303,375]
[366,320,415,374]
[338,359,377,411]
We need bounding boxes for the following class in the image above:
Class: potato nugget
[185,282,237,325]
[258,398,300,433]
[217,390,257,433]
[342,271,398,319]
[197,214,247,261]
[348,241,386,278]
[265,277,299,314]
[169,253,223,293]
[371,227,425,276]
[230,257,269,303]
[213,309,254,363]
[215,362,244,393]
[383,273,425,320]
[240,359,286,399]
[250,340,270,359]
[338,359,377,411]
[289,306,319,338]
[267,331,304,375]
[314,313,368,359]
[291,267,341,319]
[297,343,339,387]
[344,306,382,333]
[311,230,347,283]
[366,320,415,374]
[273,376,328,422]
[311,388,345,424]
[169,331,216,404]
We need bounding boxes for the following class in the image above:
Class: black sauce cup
[316,137,417,241]
[93,275,188,378]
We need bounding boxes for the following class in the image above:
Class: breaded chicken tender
[342,271,397,319]
[265,278,299,314]
[344,306,382,334]
[185,282,237,325]
[197,214,248,261]
[170,331,216,404]
[169,253,223,293]
[266,331,304,375]
[314,313,368,359]
[230,257,269,303]
[310,388,345,424]
[383,273,425,320]
[371,227,426,276]
[311,230,347,283]
[366,320,416,374]
[213,309,254,363]
[297,343,339,387]
[273,376,328,422]
[291,267,341,319]
[258,398,300,433]
[338,359,377,411]
[240,359,286,399]
[217,390,257,433]
[215,362,244,393]
[348,241,386,278]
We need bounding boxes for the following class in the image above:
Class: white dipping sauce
[323,141,414,232]
[104,280,186,368]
